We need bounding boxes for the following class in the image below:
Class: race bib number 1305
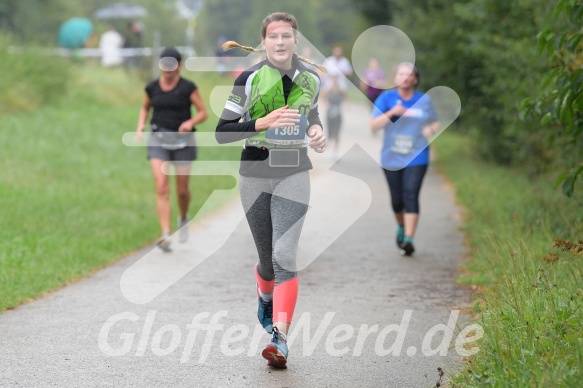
[265,115,307,145]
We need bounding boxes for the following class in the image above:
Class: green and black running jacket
[216,56,323,177]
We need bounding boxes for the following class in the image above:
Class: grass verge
[432,132,582,387]
[0,64,241,312]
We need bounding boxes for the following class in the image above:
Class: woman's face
[159,57,180,80]
[368,58,380,69]
[161,67,180,81]
[394,64,418,89]
[261,21,297,69]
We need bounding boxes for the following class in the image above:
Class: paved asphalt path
[0,101,469,387]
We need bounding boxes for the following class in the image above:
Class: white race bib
[391,135,414,154]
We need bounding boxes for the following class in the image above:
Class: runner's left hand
[178,121,193,132]
[308,125,326,153]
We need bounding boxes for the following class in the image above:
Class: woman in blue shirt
[370,62,440,256]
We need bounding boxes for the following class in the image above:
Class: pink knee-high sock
[273,277,298,323]
[255,264,274,298]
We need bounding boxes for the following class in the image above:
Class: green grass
[0,64,240,312]
[432,132,582,387]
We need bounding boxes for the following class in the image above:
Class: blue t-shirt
[372,90,438,170]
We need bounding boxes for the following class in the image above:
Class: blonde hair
[222,12,326,73]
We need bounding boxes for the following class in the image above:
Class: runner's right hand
[255,106,300,132]
[134,128,144,142]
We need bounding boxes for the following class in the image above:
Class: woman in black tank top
[134,47,208,251]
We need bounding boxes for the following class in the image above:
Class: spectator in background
[323,45,353,91]
[361,57,387,103]
[99,26,124,67]
[322,73,345,159]
[322,46,352,157]
[124,21,143,68]
[299,46,318,72]
[231,64,246,79]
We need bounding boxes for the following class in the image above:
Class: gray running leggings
[239,171,310,285]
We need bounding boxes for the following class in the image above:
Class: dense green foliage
[194,0,369,57]
[389,0,582,193]
[0,35,72,112]
[0,0,190,48]
[433,132,582,386]
[351,0,394,25]
[520,0,583,196]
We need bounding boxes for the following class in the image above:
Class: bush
[0,34,72,113]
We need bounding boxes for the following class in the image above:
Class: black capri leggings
[383,165,428,214]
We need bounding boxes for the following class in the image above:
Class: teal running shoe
[257,296,273,334]
[396,225,405,248]
[262,326,288,368]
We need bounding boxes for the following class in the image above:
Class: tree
[0,0,18,37]
[0,0,85,43]
[384,0,569,177]
[520,0,583,197]
[194,0,364,58]
[193,0,250,55]
[351,0,394,25]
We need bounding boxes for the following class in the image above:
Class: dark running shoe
[178,215,189,243]
[396,232,404,248]
[257,296,273,334]
[155,234,171,252]
[400,241,415,256]
[262,326,288,368]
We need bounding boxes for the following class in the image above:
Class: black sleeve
[184,78,197,94]
[215,115,258,144]
[145,79,157,97]
[216,104,323,144]
[308,104,323,129]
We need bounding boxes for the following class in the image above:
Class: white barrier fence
[7,46,197,78]
[7,46,195,58]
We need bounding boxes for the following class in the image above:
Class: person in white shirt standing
[322,46,353,158]
[323,45,353,90]
[99,26,124,67]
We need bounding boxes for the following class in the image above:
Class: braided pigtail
[221,41,265,54]
[297,55,327,73]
